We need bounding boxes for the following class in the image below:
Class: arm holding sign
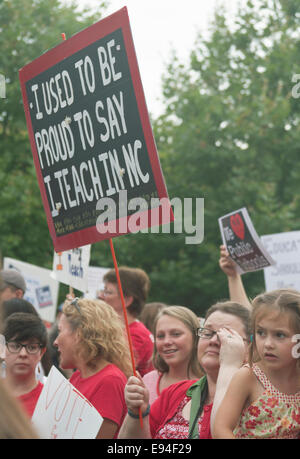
[219,245,251,310]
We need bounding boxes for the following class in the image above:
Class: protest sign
[19,7,173,252]
[261,230,300,291]
[51,245,91,293]
[32,366,103,439]
[0,334,5,359]
[85,265,109,299]
[3,257,59,323]
[218,207,275,274]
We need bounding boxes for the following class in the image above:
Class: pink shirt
[143,370,162,404]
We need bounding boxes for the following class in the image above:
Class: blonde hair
[249,289,300,366]
[0,379,38,438]
[63,298,132,378]
[153,305,203,378]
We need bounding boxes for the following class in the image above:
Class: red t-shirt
[70,364,127,438]
[18,381,44,418]
[129,320,154,377]
[150,380,212,439]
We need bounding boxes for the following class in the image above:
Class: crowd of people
[0,244,299,439]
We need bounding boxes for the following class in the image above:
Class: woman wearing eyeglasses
[142,306,203,405]
[3,312,47,418]
[118,301,251,439]
[54,298,132,439]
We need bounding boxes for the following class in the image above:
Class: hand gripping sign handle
[109,238,144,429]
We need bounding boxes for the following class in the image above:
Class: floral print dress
[234,364,300,439]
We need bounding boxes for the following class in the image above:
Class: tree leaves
[0,0,104,268]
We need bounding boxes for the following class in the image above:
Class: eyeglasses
[70,297,82,314]
[6,341,43,354]
[197,327,249,343]
[197,327,218,340]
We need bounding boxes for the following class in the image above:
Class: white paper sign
[261,231,300,291]
[218,207,275,274]
[0,334,5,359]
[51,245,91,293]
[85,266,110,299]
[32,366,103,439]
[3,257,59,323]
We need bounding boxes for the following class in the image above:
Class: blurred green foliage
[1,0,300,315]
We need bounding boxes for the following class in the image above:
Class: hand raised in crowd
[217,327,246,369]
[219,245,238,278]
[218,245,252,310]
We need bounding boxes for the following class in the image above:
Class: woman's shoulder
[71,364,126,385]
[151,379,197,416]
[160,379,197,400]
[99,363,127,381]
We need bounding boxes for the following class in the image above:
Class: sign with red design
[19,7,173,252]
[218,207,275,274]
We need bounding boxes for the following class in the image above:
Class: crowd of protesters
[0,244,299,439]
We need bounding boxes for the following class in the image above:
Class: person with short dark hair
[99,266,154,376]
[1,298,52,379]
[3,312,47,418]
[1,298,38,322]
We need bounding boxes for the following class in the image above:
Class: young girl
[213,289,300,439]
[142,306,203,404]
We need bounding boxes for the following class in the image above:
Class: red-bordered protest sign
[19,7,173,252]
[218,207,275,274]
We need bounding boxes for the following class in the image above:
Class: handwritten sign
[261,230,300,291]
[84,265,109,299]
[218,207,275,274]
[3,257,59,323]
[19,7,173,252]
[51,245,91,293]
[32,366,103,439]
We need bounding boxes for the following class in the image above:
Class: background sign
[219,207,275,274]
[19,7,173,252]
[51,245,91,293]
[261,230,300,291]
[3,257,59,323]
[32,366,103,439]
[85,265,110,299]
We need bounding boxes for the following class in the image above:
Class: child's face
[255,310,297,369]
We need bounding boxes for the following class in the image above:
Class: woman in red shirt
[119,301,251,439]
[54,297,132,439]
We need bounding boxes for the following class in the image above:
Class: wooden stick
[108,238,144,428]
